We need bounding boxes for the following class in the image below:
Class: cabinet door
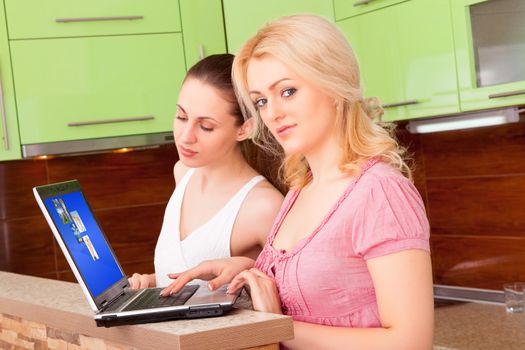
[394,0,459,120]
[452,0,525,111]
[0,0,21,160]
[11,33,186,144]
[338,0,459,122]
[223,0,334,54]
[180,0,227,69]
[334,0,406,21]
[339,10,404,121]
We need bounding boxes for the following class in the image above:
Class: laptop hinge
[99,291,127,312]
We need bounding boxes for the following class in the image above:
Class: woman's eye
[176,115,187,121]
[254,98,267,108]
[200,125,214,132]
[282,88,297,98]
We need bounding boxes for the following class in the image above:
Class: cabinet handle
[382,100,419,108]
[67,115,155,127]
[56,16,144,23]
[0,75,9,150]
[488,89,525,99]
[354,0,374,7]
[199,45,205,60]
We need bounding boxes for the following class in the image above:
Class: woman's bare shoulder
[173,160,191,184]
[235,180,285,245]
[248,180,284,209]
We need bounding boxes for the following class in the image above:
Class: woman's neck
[193,147,253,193]
[303,135,347,188]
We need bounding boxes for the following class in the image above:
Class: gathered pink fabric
[255,159,430,328]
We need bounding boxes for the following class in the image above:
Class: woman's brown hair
[184,54,286,193]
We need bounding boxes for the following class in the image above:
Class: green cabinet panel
[223,0,334,54]
[334,0,407,21]
[338,0,459,121]
[11,33,186,144]
[339,10,403,121]
[5,0,181,39]
[452,0,525,111]
[180,0,227,69]
[0,0,21,160]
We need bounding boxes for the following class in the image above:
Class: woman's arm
[231,249,433,350]
[230,181,284,257]
[283,249,434,350]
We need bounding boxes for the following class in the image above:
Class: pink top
[255,159,430,328]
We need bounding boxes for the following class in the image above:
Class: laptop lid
[34,180,129,312]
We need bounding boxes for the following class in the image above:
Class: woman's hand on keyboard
[128,273,156,289]
[160,257,255,296]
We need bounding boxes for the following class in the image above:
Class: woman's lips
[178,145,197,157]
[276,124,296,137]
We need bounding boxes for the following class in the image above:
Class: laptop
[33,180,240,328]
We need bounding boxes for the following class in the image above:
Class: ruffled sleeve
[352,173,430,260]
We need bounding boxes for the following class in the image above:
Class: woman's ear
[236,117,255,142]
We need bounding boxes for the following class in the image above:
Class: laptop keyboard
[122,285,199,311]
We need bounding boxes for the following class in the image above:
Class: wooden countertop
[0,271,293,350]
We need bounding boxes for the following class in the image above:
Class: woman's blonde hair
[232,14,411,189]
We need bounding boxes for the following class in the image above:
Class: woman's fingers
[226,274,246,294]
[128,273,140,289]
[161,271,195,296]
[248,268,271,279]
[227,270,259,293]
[208,273,234,291]
[139,274,151,289]
[129,273,154,289]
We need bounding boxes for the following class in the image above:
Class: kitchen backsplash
[1,112,525,289]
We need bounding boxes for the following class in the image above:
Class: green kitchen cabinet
[338,0,459,121]
[340,9,404,121]
[334,0,407,21]
[180,0,227,69]
[223,0,334,54]
[11,33,186,144]
[4,0,181,39]
[0,1,21,160]
[452,0,525,111]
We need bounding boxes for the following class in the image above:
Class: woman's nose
[179,123,197,144]
[264,99,285,122]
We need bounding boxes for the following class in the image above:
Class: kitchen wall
[399,110,525,289]
[0,145,177,281]
[1,113,525,289]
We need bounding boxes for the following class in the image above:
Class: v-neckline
[178,187,235,244]
[177,173,262,243]
[268,158,380,257]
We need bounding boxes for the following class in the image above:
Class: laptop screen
[43,190,125,298]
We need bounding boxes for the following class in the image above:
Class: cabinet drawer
[5,0,181,39]
[334,0,407,21]
[11,33,185,144]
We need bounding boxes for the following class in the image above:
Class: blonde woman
[162,15,433,349]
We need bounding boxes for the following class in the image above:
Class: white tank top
[154,168,265,287]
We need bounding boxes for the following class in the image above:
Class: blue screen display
[44,191,124,297]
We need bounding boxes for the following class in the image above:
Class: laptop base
[96,304,230,328]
